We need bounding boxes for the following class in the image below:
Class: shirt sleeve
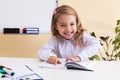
[78,32,102,61]
[38,36,57,61]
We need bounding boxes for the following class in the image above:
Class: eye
[60,24,66,27]
[70,23,75,26]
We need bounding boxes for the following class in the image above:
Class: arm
[66,56,81,62]
[38,36,58,61]
[78,32,102,61]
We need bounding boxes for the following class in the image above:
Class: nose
[66,26,71,31]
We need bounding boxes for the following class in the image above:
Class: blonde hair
[51,5,86,47]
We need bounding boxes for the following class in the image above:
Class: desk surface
[0,57,120,80]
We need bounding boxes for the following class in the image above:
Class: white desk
[0,57,120,80]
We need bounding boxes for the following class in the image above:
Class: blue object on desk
[0,69,6,74]
[2,68,15,76]
[0,65,15,76]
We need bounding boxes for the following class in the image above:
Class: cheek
[73,26,77,31]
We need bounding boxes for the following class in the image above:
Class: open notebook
[39,59,94,71]
[2,65,43,80]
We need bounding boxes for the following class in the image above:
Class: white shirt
[38,32,102,61]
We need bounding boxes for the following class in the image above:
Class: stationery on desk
[0,64,15,78]
[39,59,94,71]
[0,64,44,80]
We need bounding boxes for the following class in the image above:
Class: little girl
[38,5,102,64]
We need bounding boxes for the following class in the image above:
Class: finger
[54,58,58,65]
[70,56,81,62]
[66,57,71,62]
[47,56,56,64]
[48,59,54,64]
[70,57,74,61]
[57,59,61,64]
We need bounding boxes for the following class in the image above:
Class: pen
[3,67,15,76]
[0,64,15,76]
[0,73,5,78]
[0,64,12,70]
[0,68,6,74]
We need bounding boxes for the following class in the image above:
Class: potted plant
[89,20,120,61]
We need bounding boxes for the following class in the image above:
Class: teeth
[65,33,71,35]
[66,33,71,34]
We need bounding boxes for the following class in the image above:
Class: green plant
[90,20,120,61]
[112,20,120,60]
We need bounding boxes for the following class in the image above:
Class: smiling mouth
[65,31,74,34]
[64,31,74,37]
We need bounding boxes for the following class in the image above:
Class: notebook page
[39,59,67,69]
[67,60,95,70]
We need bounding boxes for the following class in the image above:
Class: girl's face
[56,14,77,39]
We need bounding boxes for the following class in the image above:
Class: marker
[0,69,6,74]
[0,73,5,78]
[2,68,15,76]
[0,64,12,70]
[0,65,15,76]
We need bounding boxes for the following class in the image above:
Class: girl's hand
[66,56,81,62]
[47,56,61,65]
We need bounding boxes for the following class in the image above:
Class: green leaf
[114,52,120,59]
[115,27,120,33]
[100,36,109,41]
[90,55,101,61]
[94,55,101,60]
[117,20,120,25]
[90,32,96,38]
[102,57,106,61]
[105,52,109,56]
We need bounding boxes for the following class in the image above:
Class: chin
[64,37,72,40]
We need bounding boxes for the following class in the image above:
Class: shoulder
[48,36,58,44]
[49,36,57,41]
[82,32,97,42]
[82,32,92,38]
